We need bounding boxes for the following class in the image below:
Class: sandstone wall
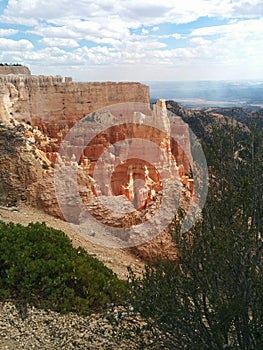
[0,74,195,260]
[0,65,31,75]
[0,75,150,135]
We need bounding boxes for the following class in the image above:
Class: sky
[0,0,263,82]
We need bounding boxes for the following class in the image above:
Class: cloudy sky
[0,0,262,81]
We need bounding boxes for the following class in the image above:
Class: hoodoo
[0,65,194,259]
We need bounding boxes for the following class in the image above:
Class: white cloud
[0,0,262,81]
[162,33,183,40]
[191,19,263,37]
[3,0,69,20]
[28,17,131,48]
[190,37,212,46]
[0,14,38,26]
[171,33,183,39]
[185,18,263,76]
[28,26,80,39]
[0,38,34,51]
[39,38,79,48]
[1,0,258,28]
[231,0,263,17]
[189,19,263,61]
[0,28,18,36]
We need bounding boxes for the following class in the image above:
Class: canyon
[0,66,195,261]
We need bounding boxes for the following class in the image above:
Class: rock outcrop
[0,122,43,206]
[0,65,31,75]
[0,67,196,261]
[0,72,149,138]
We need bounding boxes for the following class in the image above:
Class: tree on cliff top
[0,63,22,66]
[125,122,263,349]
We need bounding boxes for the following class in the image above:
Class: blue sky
[0,0,262,81]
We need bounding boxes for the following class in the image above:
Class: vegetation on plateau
[0,63,22,66]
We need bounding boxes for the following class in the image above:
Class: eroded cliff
[0,67,195,260]
[0,65,31,76]
[0,72,149,135]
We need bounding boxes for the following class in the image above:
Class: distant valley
[148,80,263,109]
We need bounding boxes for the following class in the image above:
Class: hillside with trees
[125,111,263,349]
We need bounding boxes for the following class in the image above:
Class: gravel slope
[0,205,146,349]
[0,204,144,279]
[0,302,138,350]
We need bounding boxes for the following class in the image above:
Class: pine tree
[126,122,263,349]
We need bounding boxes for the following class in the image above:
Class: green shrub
[0,222,125,315]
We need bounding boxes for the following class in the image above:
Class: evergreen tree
[126,123,263,349]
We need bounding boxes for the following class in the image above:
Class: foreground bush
[0,222,125,315]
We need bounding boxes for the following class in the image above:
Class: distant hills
[166,100,263,145]
[148,80,263,109]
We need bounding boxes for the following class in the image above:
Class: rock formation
[0,65,31,75]
[0,123,43,206]
[0,68,149,139]
[0,66,196,261]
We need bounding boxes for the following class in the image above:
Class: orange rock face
[0,74,149,132]
[0,71,196,260]
[52,100,194,224]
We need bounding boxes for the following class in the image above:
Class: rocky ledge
[0,65,31,76]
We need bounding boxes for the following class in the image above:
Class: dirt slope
[0,204,144,279]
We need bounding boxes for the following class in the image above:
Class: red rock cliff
[0,73,149,135]
[0,69,196,259]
